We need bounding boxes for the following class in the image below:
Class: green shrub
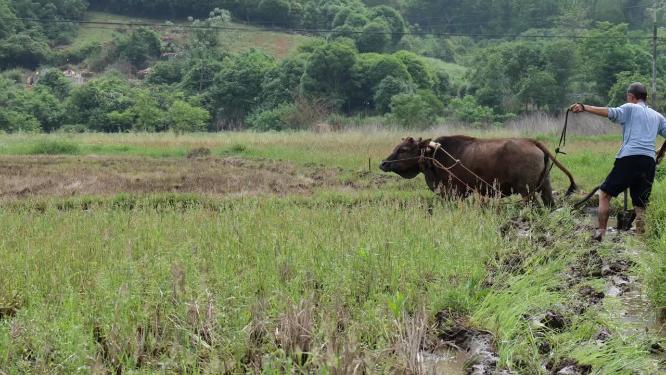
[0,110,41,133]
[166,100,210,134]
[389,90,443,128]
[449,95,495,124]
[29,140,80,155]
[57,124,88,134]
[246,103,302,131]
[373,76,413,114]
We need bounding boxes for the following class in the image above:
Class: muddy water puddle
[606,274,665,337]
[582,208,666,337]
[419,349,468,375]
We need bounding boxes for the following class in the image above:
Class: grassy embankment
[0,132,664,373]
[68,11,312,60]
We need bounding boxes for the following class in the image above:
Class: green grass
[421,57,468,84]
[217,23,314,59]
[69,11,165,50]
[645,178,666,313]
[1,131,664,373]
[0,195,503,372]
[67,11,313,60]
[28,140,81,155]
[0,132,626,189]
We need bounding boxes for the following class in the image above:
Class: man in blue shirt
[570,82,666,241]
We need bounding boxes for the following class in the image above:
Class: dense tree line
[0,69,210,133]
[87,0,662,33]
[0,0,89,69]
[2,0,666,133]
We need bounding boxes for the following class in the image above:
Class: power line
[3,16,665,40]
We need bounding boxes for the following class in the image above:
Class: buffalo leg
[539,176,555,207]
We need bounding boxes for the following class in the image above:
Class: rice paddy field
[0,127,665,374]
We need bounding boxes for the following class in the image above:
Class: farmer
[570,82,666,241]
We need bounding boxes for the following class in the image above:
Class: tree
[246,103,298,131]
[261,55,307,108]
[543,40,576,108]
[350,53,410,110]
[578,22,649,101]
[607,71,666,111]
[36,69,71,100]
[369,5,405,45]
[302,0,365,29]
[356,20,391,53]
[467,40,577,113]
[517,69,559,111]
[0,111,41,133]
[300,41,358,110]
[449,95,495,124]
[166,100,210,133]
[393,51,434,90]
[66,74,135,132]
[146,60,185,85]
[116,27,162,68]
[390,90,443,128]
[128,90,165,132]
[257,0,293,27]
[0,0,18,39]
[181,58,225,93]
[0,32,50,69]
[207,50,277,123]
[188,8,231,53]
[373,76,413,114]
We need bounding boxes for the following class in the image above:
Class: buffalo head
[379,137,433,179]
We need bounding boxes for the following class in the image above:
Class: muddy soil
[494,211,666,373]
[0,155,379,198]
[430,310,512,375]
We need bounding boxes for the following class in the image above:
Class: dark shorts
[600,155,656,208]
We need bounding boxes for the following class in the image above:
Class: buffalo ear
[418,138,432,148]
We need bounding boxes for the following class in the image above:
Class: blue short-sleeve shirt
[607,101,666,159]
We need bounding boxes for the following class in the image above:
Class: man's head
[626,82,648,103]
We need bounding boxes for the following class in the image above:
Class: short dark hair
[627,82,648,101]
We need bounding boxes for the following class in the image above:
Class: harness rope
[427,144,504,197]
[383,143,504,198]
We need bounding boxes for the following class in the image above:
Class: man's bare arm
[569,103,609,117]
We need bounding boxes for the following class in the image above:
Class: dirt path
[422,208,665,374]
[0,155,383,198]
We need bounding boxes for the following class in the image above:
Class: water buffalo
[379,135,577,206]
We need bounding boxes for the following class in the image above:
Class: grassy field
[0,131,664,373]
[68,12,313,60]
[66,12,469,77]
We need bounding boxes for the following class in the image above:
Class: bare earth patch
[0,156,345,198]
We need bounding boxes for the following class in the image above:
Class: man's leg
[630,167,655,235]
[634,206,646,234]
[596,190,612,241]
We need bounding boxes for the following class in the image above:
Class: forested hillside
[1,0,666,132]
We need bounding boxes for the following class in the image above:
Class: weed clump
[186,147,211,159]
[29,140,80,155]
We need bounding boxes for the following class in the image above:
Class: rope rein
[534,108,571,192]
[547,108,570,175]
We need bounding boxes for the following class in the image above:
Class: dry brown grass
[391,309,430,375]
[504,112,620,136]
[274,298,315,367]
